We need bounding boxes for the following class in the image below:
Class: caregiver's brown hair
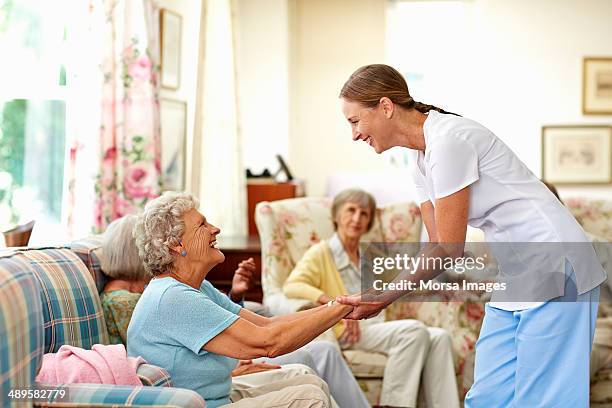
[339,64,460,116]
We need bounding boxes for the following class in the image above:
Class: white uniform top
[412,111,606,310]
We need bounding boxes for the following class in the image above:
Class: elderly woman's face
[179,208,225,268]
[336,201,371,240]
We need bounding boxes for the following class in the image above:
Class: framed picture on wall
[583,57,612,115]
[542,125,612,184]
[160,9,182,89]
[160,98,187,190]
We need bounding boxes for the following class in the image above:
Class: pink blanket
[36,344,146,385]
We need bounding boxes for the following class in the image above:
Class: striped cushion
[36,383,206,407]
[0,253,44,408]
[137,364,173,387]
[69,236,106,294]
[21,249,109,353]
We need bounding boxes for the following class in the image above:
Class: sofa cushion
[35,382,206,407]
[342,350,387,378]
[69,236,106,293]
[20,248,109,353]
[0,252,44,406]
[137,363,173,387]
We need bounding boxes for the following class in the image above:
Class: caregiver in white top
[336,64,605,407]
[412,109,605,310]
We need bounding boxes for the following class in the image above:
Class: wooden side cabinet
[207,235,263,302]
[247,180,305,236]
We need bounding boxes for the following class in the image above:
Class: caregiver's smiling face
[341,98,393,154]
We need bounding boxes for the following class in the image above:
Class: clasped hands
[319,290,389,346]
[336,291,389,320]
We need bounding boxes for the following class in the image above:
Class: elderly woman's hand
[230,258,256,301]
[231,359,281,377]
[339,319,361,345]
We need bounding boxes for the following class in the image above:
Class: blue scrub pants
[465,261,600,408]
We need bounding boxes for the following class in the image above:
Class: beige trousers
[223,364,332,408]
[342,319,460,408]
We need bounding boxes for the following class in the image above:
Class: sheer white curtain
[195,0,247,236]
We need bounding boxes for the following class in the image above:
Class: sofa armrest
[34,383,206,407]
[137,363,173,387]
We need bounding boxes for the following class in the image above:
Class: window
[385,0,473,167]
[0,0,70,244]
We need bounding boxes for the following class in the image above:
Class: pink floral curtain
[65,0,161,235]
[96,0,162,231]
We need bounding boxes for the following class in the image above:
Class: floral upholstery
[255,197,336,315]
[566,198,612,242]
[566,198,612,406]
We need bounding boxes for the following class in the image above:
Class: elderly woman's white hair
[134,191,200,276]
[331,188,377,231]
[101,214,148,280]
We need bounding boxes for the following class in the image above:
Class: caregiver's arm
[203,302,352,360]
[421,200,439,243]
[385,185,470,300]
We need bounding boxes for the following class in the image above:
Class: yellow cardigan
[283,241,348,338]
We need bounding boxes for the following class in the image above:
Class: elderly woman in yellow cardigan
[283,188,459,408]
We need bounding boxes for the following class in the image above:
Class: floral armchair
[255,197,480,404]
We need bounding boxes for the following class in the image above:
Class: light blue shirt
[127,277,241,408]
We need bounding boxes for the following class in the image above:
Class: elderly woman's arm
[204,302,351,360]
[237,305,328,327]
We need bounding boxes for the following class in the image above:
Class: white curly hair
[134,191,200,276]
[101,214,148,280]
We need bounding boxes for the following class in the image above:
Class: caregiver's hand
[336,293,388,320]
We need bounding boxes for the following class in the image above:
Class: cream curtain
[194,0,247,236]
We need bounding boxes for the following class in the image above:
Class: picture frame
[583,57,612,115]
[160,98,187,191]
[160,9,182,89]
[541,125,612,184]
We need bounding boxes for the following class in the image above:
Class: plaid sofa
[0,242,206,408]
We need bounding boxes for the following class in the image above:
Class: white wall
[286,0,611,200]
[388,0,612,200]
[235,0,290,175]
[456,0,610,200]
[157,0,202,192]
[288,0,388,197]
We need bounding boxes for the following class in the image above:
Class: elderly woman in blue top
[128,192,354,408]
